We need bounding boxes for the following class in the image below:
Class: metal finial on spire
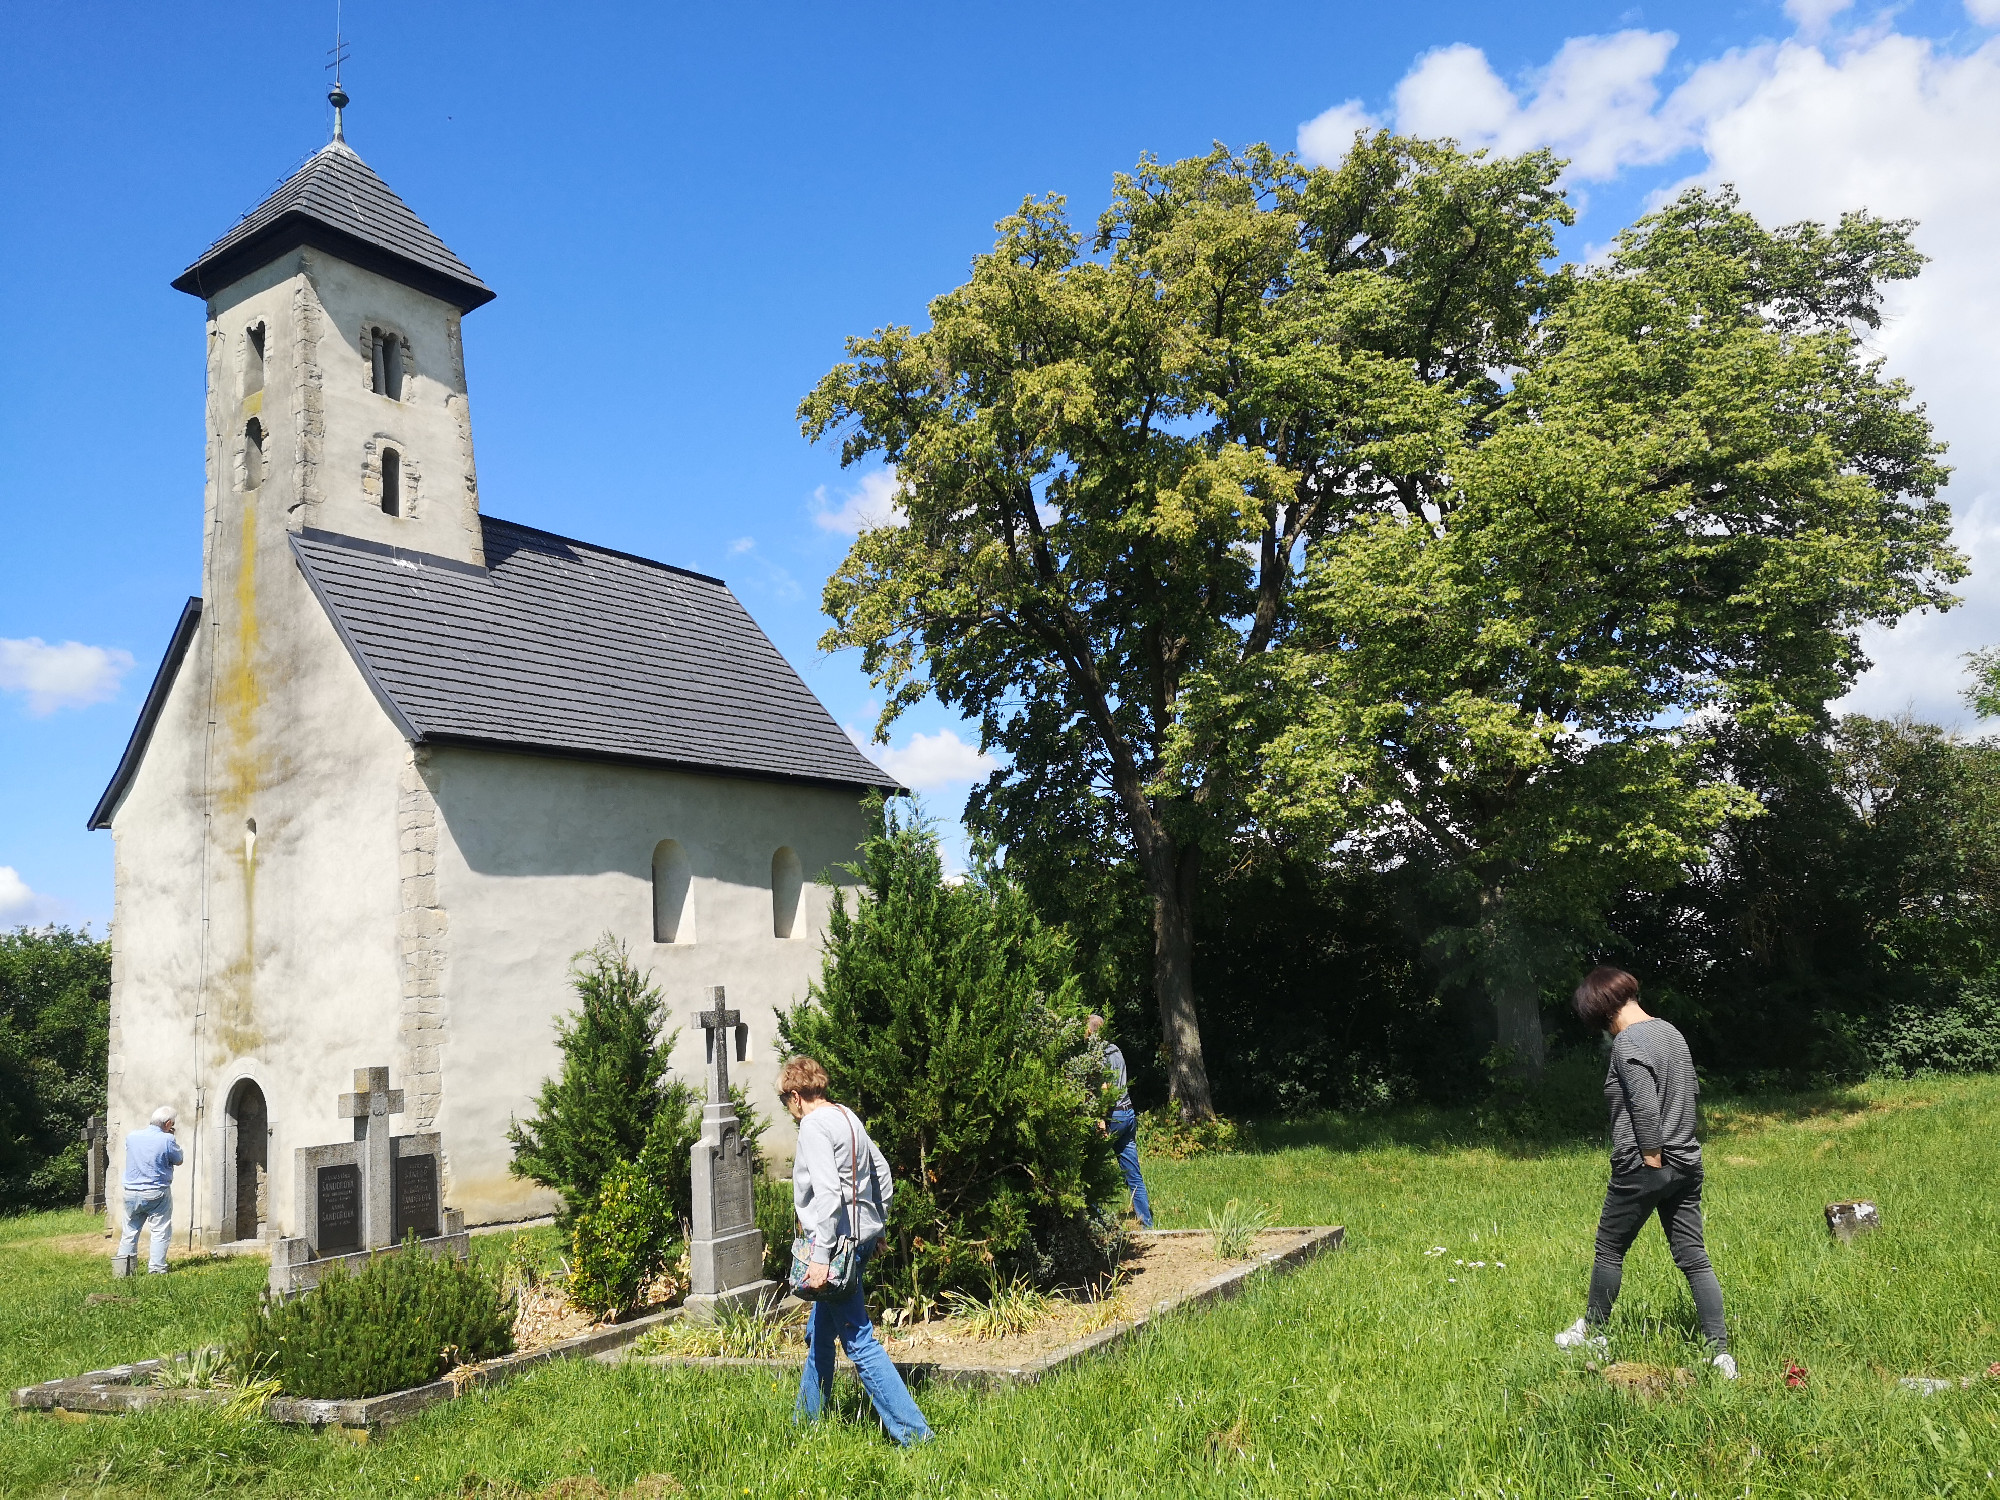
[326,0,351,143]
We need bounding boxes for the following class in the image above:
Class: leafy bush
[1137,1108,1248,1160]
[568,1161,671,1316]
[0,926,109,1211]
[755,1172,795,1283]
[778,800,1124,1304]
[1204,1199,1272,1260]
[235,1240,514,1399]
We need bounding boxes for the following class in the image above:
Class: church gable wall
[105,534,415,1249]
[418,747,872,1224]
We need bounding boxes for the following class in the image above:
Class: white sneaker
[1712,1352,1738,1380]
[1554,1318,1608,1352]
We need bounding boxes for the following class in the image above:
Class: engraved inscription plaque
[392,1153,440,1242]
[712,1131,752,1233]
[316,1163,362,1253]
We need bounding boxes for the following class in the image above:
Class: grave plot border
[624,1224,1344,1390]
[10,1307,680,1436]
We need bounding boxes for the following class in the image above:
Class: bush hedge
[235,1240,514,1399]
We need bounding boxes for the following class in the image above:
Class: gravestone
[80,1114,107,1215]
[268,1065,466,1296]
[1825,1200,1881,1242]
[684,987,775,1321]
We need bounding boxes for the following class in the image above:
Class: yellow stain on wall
[211,494,267,1060]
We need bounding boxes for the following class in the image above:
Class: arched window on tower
[370,326,404,400]
[652,839,693,943]
[241,417,265,492]
[381,447,401,516]
[245,323,265,400]
[772,846,804,939]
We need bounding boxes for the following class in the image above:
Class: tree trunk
[1137,828,1215,1120]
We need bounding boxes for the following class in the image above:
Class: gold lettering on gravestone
[317,1163,362,1253]
[713,1128,752,1233]
[392,1154,440,1241]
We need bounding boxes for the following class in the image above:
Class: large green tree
[1180,186,1961,1069]
[804,136,1573,1116]
[0,925,110,1211]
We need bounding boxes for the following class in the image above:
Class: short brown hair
[1574,966,1639,1031]
[775,1056,829,1101]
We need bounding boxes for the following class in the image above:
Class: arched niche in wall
[222,1077,268,1243]
[653,838,694,944]
[771,846,804,940]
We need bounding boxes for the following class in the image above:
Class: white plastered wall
[421,746,872,1224]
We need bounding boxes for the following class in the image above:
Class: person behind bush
[1087,1014,1152,1228]
[1556,967,1736,1379]
[115,1105,183,1276]
[779,1056,931,1445]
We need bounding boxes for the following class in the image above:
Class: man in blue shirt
[115,1106,183,1275]
[1088,1014,1153,1228]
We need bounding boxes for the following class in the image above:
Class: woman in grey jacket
[779,1056,931,1445]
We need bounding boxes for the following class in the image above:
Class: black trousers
[1586,1160,1727,1350]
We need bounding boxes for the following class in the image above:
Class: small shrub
[1139,1108,1248,1160]
[569,1160,680,1317]
[942,1278,1057,1339]
[636,1301,807,1359]
[144,1346,228,1389]
[755,1173,795,1284]
[234,1239,514,1399]
[1205,1199,1272,1260]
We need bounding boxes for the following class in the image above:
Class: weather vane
[326,0,351,142]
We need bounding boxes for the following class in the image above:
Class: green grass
[6,1073,2000,1496]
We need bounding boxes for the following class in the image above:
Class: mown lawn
[4,1071,1998,1497]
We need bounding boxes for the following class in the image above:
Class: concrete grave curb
[622,1225,1344,1390]
[11,1307,679,1436]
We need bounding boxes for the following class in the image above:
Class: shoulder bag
[789,1106,866,1301]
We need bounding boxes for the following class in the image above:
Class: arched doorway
[225,1078,268,1242]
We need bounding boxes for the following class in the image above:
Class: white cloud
[812,470,905,536]
[1302,22,2000,724]
[1297,98,1381,165]
[728,536,755,555]
[848,726,996,789]
[1389,31,1730,182]
[0,867,41,925]
[1785,0,1854,38]
[0,636,134,716]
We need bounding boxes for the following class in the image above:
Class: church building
[88,113,893,1248]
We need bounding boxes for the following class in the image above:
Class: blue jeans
[1108,1109,1153,1227]
[795,1243,931,1445]
[117,1190,173,1273]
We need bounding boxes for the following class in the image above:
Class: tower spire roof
[171,142,494,310]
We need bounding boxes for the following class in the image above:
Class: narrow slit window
[652,839,693,943]
[370,327,404,400]
[772,847,804,939]
[245,324,264,398]
[381,448,401,516]
[242,418,265,491]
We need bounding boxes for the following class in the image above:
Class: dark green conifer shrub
[507,938,696,1223]
[235,1240,514,1399]
[568,1159,675,1316]
[778,800,1123,1304]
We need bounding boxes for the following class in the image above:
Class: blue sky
[4,0,1998,929]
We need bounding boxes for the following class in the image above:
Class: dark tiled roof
[172,142,494,310]
[86,599,203,831]
[289,517,895,791]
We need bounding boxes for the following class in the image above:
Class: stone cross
[696,987,740,1103]
[336,1066,406,1248]
[685,985,773,1320]
[80,1113,107,1214]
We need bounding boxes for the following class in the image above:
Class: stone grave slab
[269,1065,467,1296]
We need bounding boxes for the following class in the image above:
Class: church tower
[172,103,494,575]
